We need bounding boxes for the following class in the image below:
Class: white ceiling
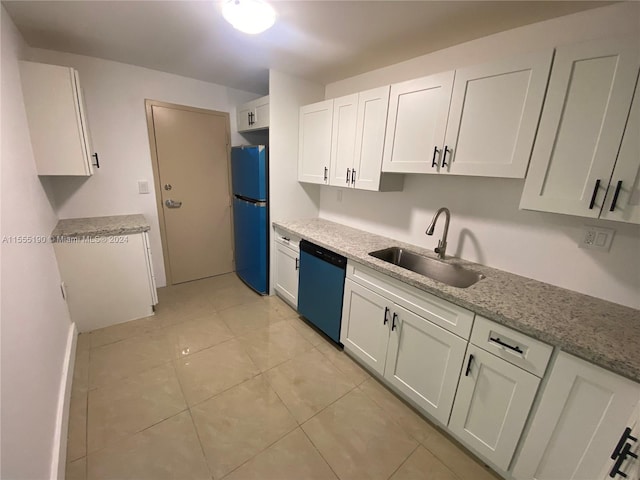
[3,0,612,94]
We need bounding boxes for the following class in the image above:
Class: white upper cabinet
[600,84,640,224]
[382,50,552,178]
[353,86,403,191]
[443,50,553,178]
[382,71,454,173]
[298,99,333,184]
[311,86,403,191]
[19,61,95,176]
[521,37,640,219]
[329,94,358,187]
[236,95,269,132]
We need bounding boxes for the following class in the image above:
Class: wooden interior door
[150,103,234,285]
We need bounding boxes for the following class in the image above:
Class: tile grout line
[385,443,421,480]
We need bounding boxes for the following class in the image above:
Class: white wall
[268,70,324,294]
[1,7,74,479]
[26,48,261,287]
[321,2,640,309]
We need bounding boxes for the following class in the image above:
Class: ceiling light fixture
[222,0,276,35]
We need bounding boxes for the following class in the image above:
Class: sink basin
[369,247,485,288]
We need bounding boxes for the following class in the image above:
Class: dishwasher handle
[299,240,347,269]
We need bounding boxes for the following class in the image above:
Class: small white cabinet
[382,71,454,174]
[513,351,640,480]
[274,230,300,308]
[236,95,269,132]
[300,88,403,191]
[341,262,474,424]
[448,316,552,471]
[521,37,640,219]
[19,61,96,176]
[384,303,468,425]
[54,231,158,332]
[298,99,333,184]
[382,50,552,178]
[329,86,403,191]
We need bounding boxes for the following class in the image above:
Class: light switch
[138,180,150,194]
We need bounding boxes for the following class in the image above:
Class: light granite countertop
[51,214,150,241]
[274,218,640,383]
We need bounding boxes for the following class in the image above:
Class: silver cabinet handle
[165,199,182,208]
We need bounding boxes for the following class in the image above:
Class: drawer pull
[589,179,601,209]
[465,354,474,376]
[295,258,299,271]
[383,306,389,325]
[391,312,398,331]
[609,443,637,478]
[282,237,290,242]
[489,336,524,354]
[612,427,638,460]
[431,146,439,168]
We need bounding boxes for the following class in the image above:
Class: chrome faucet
[426,207,450,260]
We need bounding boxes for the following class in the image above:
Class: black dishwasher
[297,240,347,344]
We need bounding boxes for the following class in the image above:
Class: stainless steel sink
[369,247,485,288]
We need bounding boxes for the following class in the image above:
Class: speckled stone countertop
[51,214,150,241]
[274,218,640,383]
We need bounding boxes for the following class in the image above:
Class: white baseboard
[50,322,77,480]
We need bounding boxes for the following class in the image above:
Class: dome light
[222,0,276,35]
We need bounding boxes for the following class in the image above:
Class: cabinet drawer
[348,261,474,339]
[471,315,552,377]
[274,229,300,251]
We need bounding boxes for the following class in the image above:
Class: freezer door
[232,196,268,294]
[231,145,267,201]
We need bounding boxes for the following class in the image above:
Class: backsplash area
[319,174,640,310]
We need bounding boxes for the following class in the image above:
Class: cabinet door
[329,94,358,187]
[353,86,391,190]
[252,96,270,130]
[54,233,155,332]
[444,50,553,178]
[341,279,390,375]
[602,399,640,480]
[601,81,640,224]
[512,352,640,480]
[382,71,454,174]
[521,37,639,217]
[384,304,467,425]
[237,105,251,132]
[298,99,333,184]
[274,242,299,307]
[449,345,540,471]
[19,61,93,176]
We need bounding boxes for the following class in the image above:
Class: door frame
[144,99,233,286]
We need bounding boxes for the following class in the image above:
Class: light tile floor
[66,273,501,480]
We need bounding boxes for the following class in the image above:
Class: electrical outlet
[580,225,615,251]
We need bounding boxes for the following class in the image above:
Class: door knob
[165,199,182,208]
[164,184,172,191]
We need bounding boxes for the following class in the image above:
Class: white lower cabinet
[449,345,541,471]
[384,303,467,424]
[274,231,300,308]
[341,263,473,424]
[54,232,157,332]
[341,278,393,376]
[449,315,552,471]
[512,352,640,480]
